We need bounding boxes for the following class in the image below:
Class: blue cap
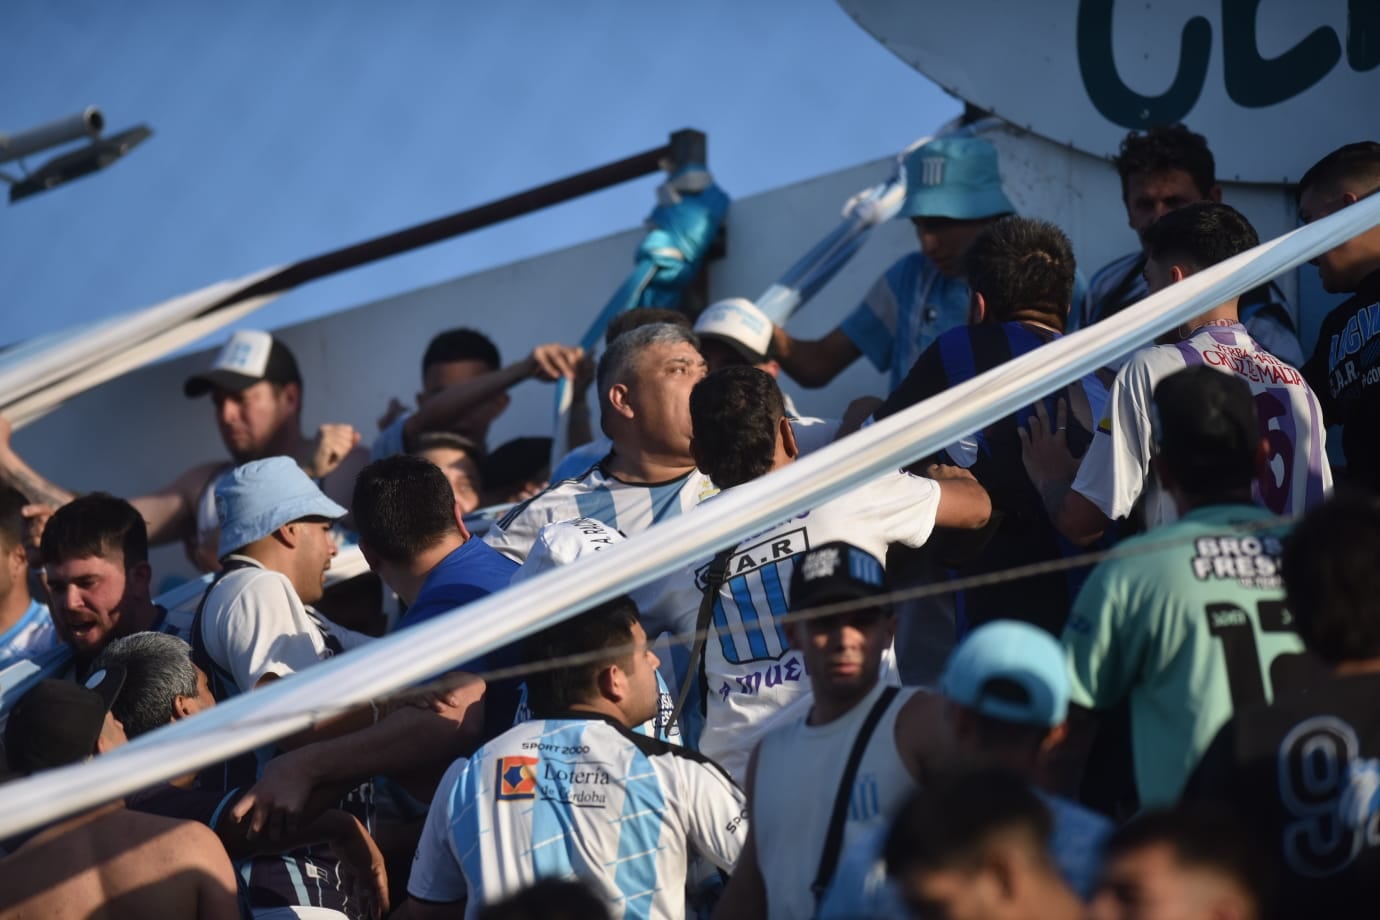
[939,620,1069,728]
[899,137,1015,220]
[215,457,347,558]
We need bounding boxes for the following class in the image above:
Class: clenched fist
[305,424,361,479]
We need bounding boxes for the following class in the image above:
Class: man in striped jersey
[0,486,58,669]
[668,367,990,782]
[405,594,746,919]
[770,136,1017,392]
[484,323,716,564]
[1025,202,1331,545]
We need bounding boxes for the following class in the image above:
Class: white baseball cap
[693,298,773,364]
[510,518,626,585]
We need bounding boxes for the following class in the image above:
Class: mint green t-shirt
[1063,505,1305,807]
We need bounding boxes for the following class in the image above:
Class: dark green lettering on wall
[1077,0,1379,129]
[1222,0,1339,108]
[1077,0,1211,128]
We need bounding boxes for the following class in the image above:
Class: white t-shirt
[647,471,941,782]
[199,555,372,694]
[408,714,746,919]
[753,682,919,919]
[1072,322,1331,528]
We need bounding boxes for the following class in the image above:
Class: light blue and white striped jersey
[484,464,718,564]
[408,712,747,919]
[0,599,59,670]
[839,252,971,392]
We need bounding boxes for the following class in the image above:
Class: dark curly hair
[689,367,785,489]
[1114,124,1216,200]
[963,216,1076,328]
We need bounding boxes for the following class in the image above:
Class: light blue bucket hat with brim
[899,136,1016,220]
[215,456,347,558]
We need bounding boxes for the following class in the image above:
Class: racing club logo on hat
[496,756,538,800]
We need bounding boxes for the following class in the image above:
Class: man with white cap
[770,136,1018,392]
[0,329,368,572]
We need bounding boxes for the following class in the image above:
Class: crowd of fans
[0,128,1378,920]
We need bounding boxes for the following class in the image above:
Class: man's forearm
[295,703,482,789]
[0,448,74,508]
[405,362,533,445]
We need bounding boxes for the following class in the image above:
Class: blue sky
[0,1,959,347]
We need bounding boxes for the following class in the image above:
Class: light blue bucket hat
[899,136,1015,220]
[215,457,347,558]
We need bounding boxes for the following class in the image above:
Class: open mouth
[64,619,100,643]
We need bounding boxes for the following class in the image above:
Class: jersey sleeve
[370,413,411,462]
[483,493,573,564]
[1070,354,1156,521]
[673,754,748,872]
[407,758,471,904]
[1061,560,1147,711]
[839,259,911,373]
[856,473,942,549]
[207,574,328,693]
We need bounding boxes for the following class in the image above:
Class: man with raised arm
[667,368,990,782]
[771,136,1016,391]
[372,327,583,460]
[1024,202,1330,546]
[484,322,716,563]
[0,329,368,571]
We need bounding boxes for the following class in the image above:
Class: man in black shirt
[1297,142,1380,494]
[869,216,1104,635]
[1184,496,1380,917]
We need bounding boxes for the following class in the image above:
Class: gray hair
[91,632,201,739]
[595,322,700,423]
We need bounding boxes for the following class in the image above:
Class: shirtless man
[0,329,367,572]
[0,670,240,920]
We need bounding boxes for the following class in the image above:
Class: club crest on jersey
[496,756,538,800]
[695,527,810,588]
